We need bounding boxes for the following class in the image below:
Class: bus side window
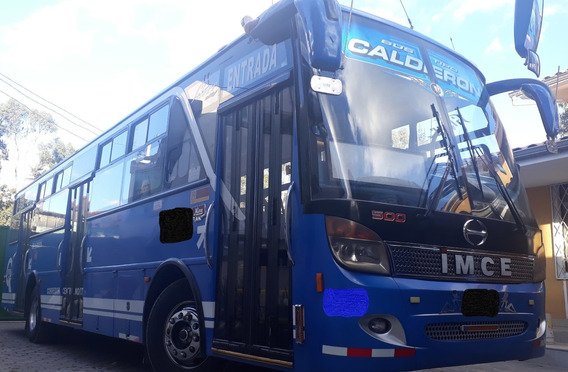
[90,161,124,213]
[34,190,69,232]
[165,99,205,189]
[148,105,168,141]
[122,138,166,203]
[132,119,149,151]
[55,166,72,193]
[99,141,112,168]
[100,131,128,169]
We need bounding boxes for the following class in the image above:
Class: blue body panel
[81,184,215,341]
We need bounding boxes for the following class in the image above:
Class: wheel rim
[164,304,204,367]
[29,296,39,333]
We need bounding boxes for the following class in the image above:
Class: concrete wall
[526,186,567,319]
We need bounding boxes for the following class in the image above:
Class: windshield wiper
[474,145,527,233]
[423,160,451,217]
[454,107,485,208]
[422,104,463,217]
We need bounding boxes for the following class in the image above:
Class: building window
[551,184,568,279]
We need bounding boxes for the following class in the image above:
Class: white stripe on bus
[2,292,16,301]
[41,295,62,305]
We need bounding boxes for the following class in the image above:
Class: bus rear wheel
[146,279,224,372]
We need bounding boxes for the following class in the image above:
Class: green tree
[30,138,75,178]
[0,99,57,184]
[0,184,15,226]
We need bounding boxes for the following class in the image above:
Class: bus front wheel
[146,279,224,372]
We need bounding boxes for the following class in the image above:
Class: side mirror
[294,0,343,72]
[514,0,543,76]
[486,78,559,143]
[244,0,342,73]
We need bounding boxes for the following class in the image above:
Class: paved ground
[0,321,267,372]
[0,321,565,371]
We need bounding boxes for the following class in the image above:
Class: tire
[26,285,52,344]
[146,279,225,372]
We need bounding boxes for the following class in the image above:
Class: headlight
[326,216,390,275]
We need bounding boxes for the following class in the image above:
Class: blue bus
[2,1,559,371]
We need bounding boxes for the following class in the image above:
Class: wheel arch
[143,260,205,344]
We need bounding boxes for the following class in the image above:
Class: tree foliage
[0,99,62,225]
[0,99,57,183]
[30,138,75,178]
[0,184,15,226]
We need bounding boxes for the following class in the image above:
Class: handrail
[23,249,30,272]
[79,234,88,274]
[57,240,64,272]
[284,181,295,265]
[204,202,215,269]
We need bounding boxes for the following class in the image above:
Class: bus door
[60,182,89,324]
[213,86,294,366]
[14,211,33,313]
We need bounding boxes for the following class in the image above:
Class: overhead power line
[0,72,103,137]
[0,88,91,142]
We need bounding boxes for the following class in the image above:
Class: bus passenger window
[100,141,112,168]
[111,131,127,162]
[132,119,149,150]
[148,105,169,141]
[34,189,69,232]
[99,132,127,169]
[44,178,53,198]
[38,181,48,200]
[71,145,97,181]
[90,161,124,213]
[122,138,165,203]
[55,166,72,192]
[33,200,47,233]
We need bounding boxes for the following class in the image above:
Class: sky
[0,0,566,187]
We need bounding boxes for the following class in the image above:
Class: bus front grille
[388,243,535,283]
[425,321,528,341]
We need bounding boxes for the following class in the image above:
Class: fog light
[368,318,391,334]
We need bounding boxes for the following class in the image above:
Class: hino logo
[441,253,512,277]
[463,219,488,246]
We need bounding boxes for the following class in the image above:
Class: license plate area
[461,289,499,317]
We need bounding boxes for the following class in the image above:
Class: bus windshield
[309,16,535,226]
